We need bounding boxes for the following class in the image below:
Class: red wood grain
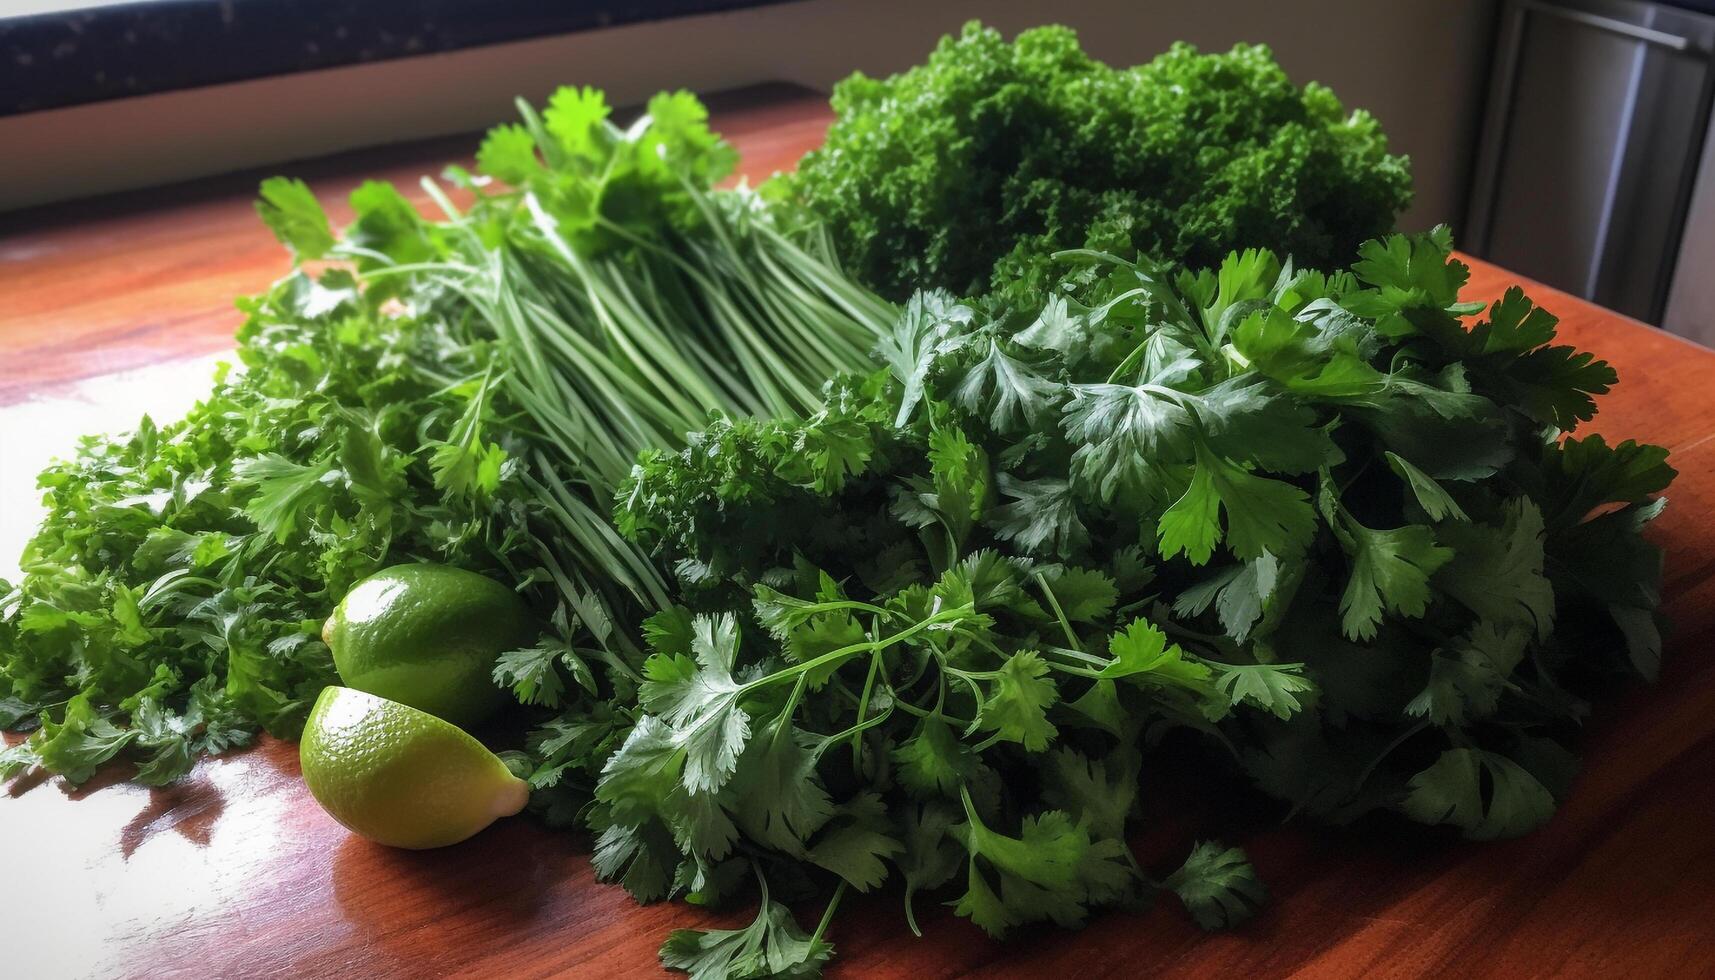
[3,91,1714,980]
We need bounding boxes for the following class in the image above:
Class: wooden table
[5,89,1715,980]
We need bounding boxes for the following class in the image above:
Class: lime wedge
[300,685,529,849]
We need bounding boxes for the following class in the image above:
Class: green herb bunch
[0,87,896,787]
[784,22,1413,308]
[611,229,1672,973]
[0,272,542,783]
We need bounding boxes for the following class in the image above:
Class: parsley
[784,22,1411,305]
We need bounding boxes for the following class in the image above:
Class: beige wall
[0,0,1496,227]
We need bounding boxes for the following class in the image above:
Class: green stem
[819,698,895,751]
[891,698,971,728]
[850,650,884,772]
[1040,643,1109,668]
[1034,572,1083,652]
[740,605,973,695]
[809,881,849,947]
[771,673,810,749]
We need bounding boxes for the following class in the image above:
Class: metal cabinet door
[1466,0,1715,324]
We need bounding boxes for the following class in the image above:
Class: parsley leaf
[255,177,334,259]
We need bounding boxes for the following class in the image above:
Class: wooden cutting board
[4,88,1715,980]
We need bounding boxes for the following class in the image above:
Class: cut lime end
[300,685,529,850]
[493,776,530,819]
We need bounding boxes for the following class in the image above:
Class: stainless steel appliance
[1467,0,1715,335]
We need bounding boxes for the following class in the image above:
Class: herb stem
[809,881,849,947]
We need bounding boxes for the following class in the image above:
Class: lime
[300,686,530,849]
[323,563,535,728]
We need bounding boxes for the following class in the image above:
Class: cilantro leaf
[1435,499,1555,638]
[493,639,596,708]
[975,651,1059,751]
[1333,517,1453,641]
[1401,747,1557,840]
[1064,383,1192,503]
[1160,443,1316,564]
[1164,842,1266,929]
[659,878,832,980]
[474,123,540,184]
[954,338,1064,434]
[1041,747,1138,840]
[1192,376,1339,473]
[1538,434,1675,529]
[726,724,834,856]
[892,715,978,799]
[806,792,905,891]
[1230,306,1384,398]
[1385,451,1470,523]
[1099,619,1211,687]
[1504,344,1617,431]
[1404,621,1527,727]
[1349,228,1470,318]
[543,85,612,163]
[927,427,990,548]
[1190,554,1293,644]
[988,475,1089,559]
[1209,663,1314,720]
[878,290,973,426]
[897,802,964,936]
[1036,565,1118,623]
[638,614,752,794]
[953,790,1132,937]
[230,453,334,544]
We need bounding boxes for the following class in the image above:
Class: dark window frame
[0,0,800,117]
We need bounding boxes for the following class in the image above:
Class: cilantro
[612,220,1670,968]
[659,875,834,980]
[952,338,1064,434]
[1435,499,1555,638]
[1159,442,1316,564]
[1165,842,1266,929]
[1386,451,1470,524]
[1042,747,1138,841]
[893,716,978,799]
[1327,501,1454,641]
[972,651,1059,752]
[897,802,964,936]
[805,793,905,892]
[1210,663,1316,721]
[952,788,1135,937]
[474,123,539,185]
[492,638,596,708]
[1404,622,1527,727]
[989,476,1089,558]
[727,723,834,855]
[638,613,752,795]
[1400,748,1558,840]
